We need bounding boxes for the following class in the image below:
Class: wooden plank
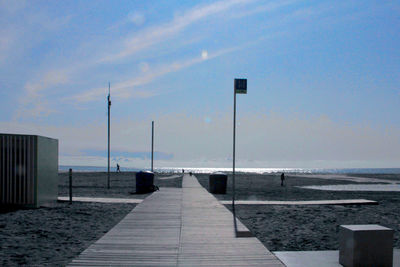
[219,199,378,205]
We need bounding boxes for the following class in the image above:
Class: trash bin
[209,172,227,194]
[136,171,154,193]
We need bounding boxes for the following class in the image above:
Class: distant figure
[280,173,285,186]
[182,169,185,173]
[116,163,121,173]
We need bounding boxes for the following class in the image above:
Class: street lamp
[232,78,247,214]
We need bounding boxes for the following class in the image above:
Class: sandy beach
[1,171,399,265]
[0,201,136,266]
[197,173,400,251]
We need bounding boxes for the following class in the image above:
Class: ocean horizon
[59,165,400,174]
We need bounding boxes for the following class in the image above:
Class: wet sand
[196,173,400,251]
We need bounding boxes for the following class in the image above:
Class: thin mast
[107,82,111,189]
[151,121,154,172]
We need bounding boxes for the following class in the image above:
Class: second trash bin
[209,172,227,194]
[136,171,155,193]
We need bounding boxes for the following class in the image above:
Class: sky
[1,0,400,169]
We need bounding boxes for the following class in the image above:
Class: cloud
[0,2,74,118]
[0,2,71,63]
[0,30,15,61]
[101,0,251,62]
[0,0,27,14]
[139,62,150,73]
[107,11,146,30]
[10,0,377,118]
[229,0,299,19]
[128,12,145,26]
[70,45,241,103]
[15,0,254,117]
[15,70,69,119]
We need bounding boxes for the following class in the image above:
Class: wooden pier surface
[68,174,284,266]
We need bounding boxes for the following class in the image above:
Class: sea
[59,166,400,174]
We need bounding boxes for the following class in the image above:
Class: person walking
[280,173,285,186]
[116,163,121,173]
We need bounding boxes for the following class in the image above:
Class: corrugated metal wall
[0,135,35,205]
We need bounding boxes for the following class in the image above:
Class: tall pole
[151,121,154,172]
[107,82,111,189]
[232,78,247,233]
[232,88,236,212]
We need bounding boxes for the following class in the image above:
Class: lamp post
[107,82,111,189]
[232,78,247,215]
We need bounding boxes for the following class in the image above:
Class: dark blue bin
[209,172,227,194]
[136,171,154,193]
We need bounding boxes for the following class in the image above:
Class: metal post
[232,88,236,213]
[107,82,111,189]
[151,121,154,172]
[232,78,247,237]
[69,168,72,204]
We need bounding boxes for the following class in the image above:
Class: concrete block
[339,224,394,267]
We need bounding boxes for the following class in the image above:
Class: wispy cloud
[16,70,69,119]
[19,0,319,111]
[107,11,146,31]
[0,2,71,63]
[0,29,15,61]
[100,0,251,62]
[1,2,73,118]
[229,0,300,19]
[71,45,241,103]
[12,0,373,118]
[15,0,254,116]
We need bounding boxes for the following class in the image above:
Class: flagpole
[107,82,111,189]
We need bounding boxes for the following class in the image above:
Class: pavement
[274,249,400,267]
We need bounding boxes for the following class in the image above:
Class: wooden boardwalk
[68,175,284,266]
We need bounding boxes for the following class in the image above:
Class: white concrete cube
[339,224,393,267]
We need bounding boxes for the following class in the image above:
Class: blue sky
[1,0,400,168]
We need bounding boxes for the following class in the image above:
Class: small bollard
[69,168,72,204]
